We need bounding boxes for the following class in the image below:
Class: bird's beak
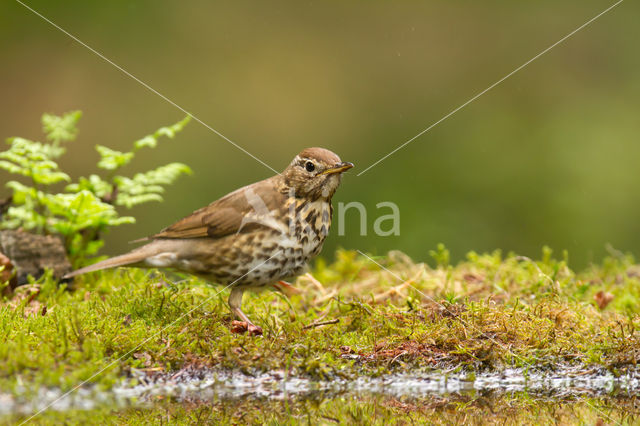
[320,162,354,175]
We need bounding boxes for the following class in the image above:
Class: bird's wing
[149,177,285,240]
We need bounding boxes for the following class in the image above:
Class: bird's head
[282,147,353,200]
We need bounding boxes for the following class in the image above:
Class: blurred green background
[1,0,638,268]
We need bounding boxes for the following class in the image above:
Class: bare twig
[302,318,339,330]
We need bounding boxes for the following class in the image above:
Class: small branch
[302,319,339,330]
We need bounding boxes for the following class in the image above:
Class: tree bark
[0,230,72,287]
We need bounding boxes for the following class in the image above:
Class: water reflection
[3,366,640,423]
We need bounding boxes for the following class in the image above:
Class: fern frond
[42,110,82,146]
[96,145,135,171]
[133,115,191,149]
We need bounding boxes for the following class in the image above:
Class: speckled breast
[210,199,332,288]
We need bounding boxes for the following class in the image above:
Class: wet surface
[2,365,639,418]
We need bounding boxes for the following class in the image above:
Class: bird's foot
[230,320,263,336]
[247,323,263,336]
[230,320,248,334]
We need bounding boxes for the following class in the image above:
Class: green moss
[1,247,639,392]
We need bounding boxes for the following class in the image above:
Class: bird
[64,147,353,335]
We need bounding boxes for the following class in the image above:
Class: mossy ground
[2,247,640,423]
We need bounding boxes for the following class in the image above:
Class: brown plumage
[64,147,353,335]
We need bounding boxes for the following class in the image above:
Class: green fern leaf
[96,145,135,171]
[42,110,82,145]
[133,115,191,150]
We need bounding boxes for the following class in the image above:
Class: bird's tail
[63,247,151,279]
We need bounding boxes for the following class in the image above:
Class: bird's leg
[228,287,262,336]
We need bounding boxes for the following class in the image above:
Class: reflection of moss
[1,247,639,421]
[7,393,638,425]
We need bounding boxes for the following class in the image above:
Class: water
[2,365,639,418]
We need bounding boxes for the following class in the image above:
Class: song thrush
[64,147,353,335]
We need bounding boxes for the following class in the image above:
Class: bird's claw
[247,324,263,336]
[230,320,263,336]
[230,320,248,334]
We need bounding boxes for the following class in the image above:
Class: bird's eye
[305,161,315,172]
